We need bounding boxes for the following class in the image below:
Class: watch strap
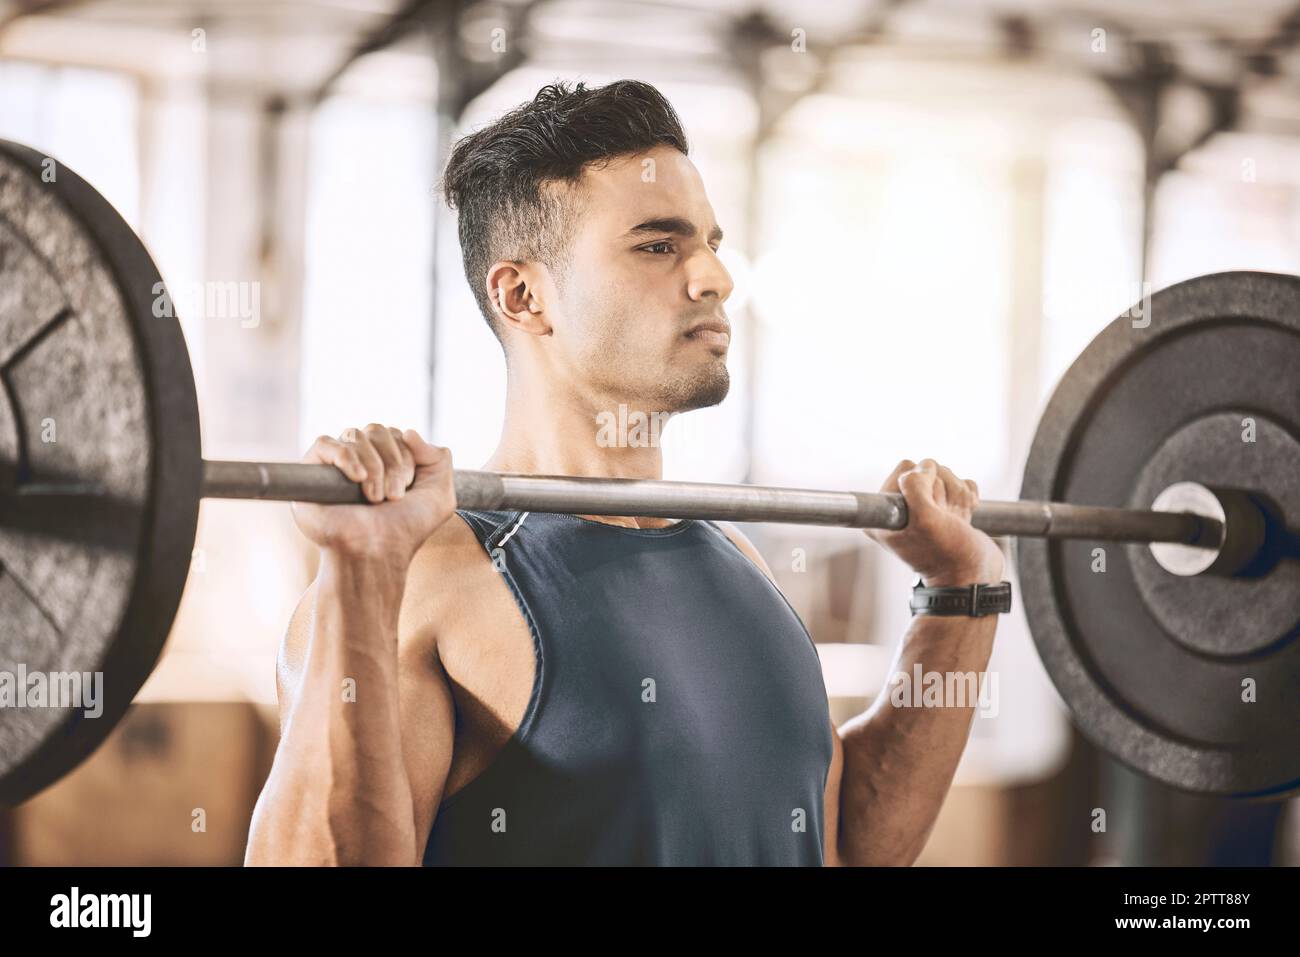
[910,579,1012,617]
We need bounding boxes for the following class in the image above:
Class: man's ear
[486,263,547,334]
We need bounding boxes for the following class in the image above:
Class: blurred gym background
[1,0,1297,865]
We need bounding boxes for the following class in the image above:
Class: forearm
[836,611,998,866]
[247,550,416,866]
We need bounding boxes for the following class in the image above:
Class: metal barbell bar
[200,460,1225,549]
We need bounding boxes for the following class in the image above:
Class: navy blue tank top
[422,509,833,866]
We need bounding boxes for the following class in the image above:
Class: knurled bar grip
[200,460,1224,548]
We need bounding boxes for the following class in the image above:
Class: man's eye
[643,241,674,254]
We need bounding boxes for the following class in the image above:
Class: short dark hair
[439,79,690,341]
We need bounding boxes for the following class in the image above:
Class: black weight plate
[1019,271,1300,798]
[0,140,201,804]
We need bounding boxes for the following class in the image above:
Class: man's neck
[481,390,680,530]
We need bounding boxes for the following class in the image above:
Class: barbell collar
[199,460,1223,548]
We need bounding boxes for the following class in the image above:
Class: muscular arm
[835,612,997,866]
[245,541,457,866]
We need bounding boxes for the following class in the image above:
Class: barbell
[1,138,1297,806]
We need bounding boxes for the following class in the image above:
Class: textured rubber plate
[1019,271,1300,798]
[0,140,201,805]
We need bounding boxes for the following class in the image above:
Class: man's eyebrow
[623,217,724,244]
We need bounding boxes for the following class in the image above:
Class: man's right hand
[291,424,457,561]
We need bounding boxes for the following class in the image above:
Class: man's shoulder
[711,520,777,584]
[413,509,489,564]
[404,510,498,622]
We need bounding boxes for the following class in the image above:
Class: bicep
[396,628,456,853]
[273,559,458,861]
[275,584,314,740]
[398,525,494,853]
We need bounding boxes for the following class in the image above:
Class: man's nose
[686,250,734,303]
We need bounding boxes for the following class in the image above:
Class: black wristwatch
[909,578,1012,617]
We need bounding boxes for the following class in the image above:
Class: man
[245,79,1005,866]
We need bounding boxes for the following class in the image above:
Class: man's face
[544,145,734,414]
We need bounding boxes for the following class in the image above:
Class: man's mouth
[687,329,730,347]
[685,322,731,348]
